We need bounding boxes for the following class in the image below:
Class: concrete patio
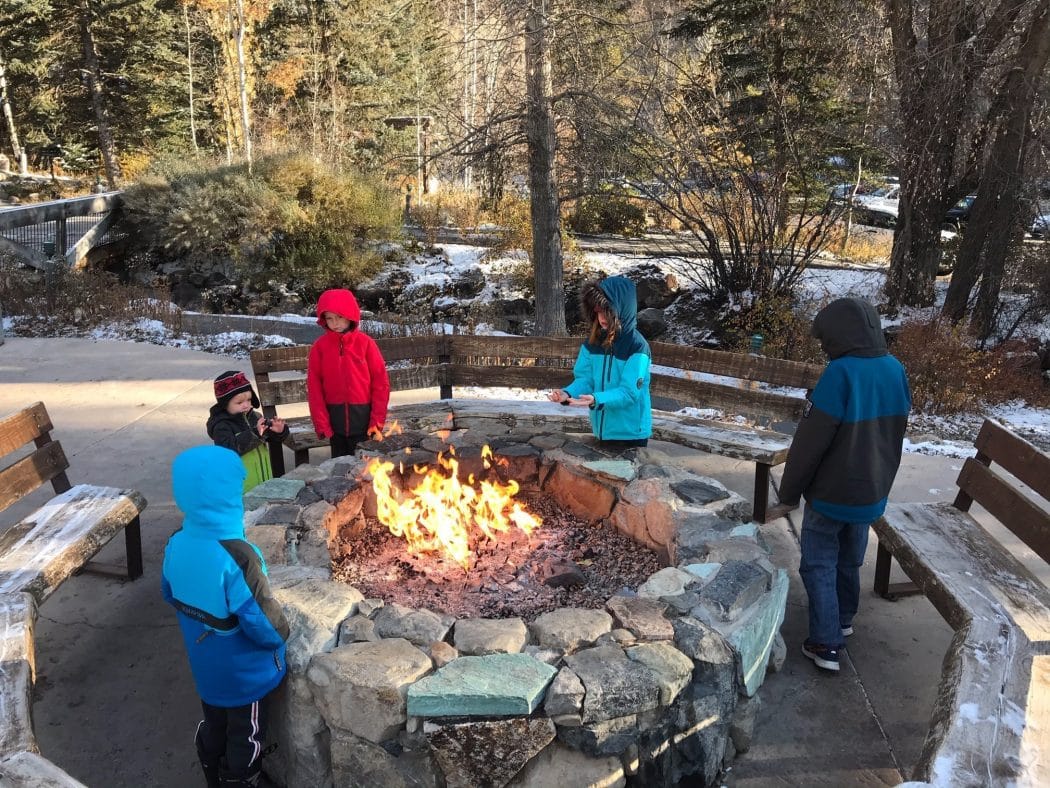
[1,335,1040,787]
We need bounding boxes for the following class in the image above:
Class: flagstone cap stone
[581,459,637,482]
[563,644,662,723]
[625,642,694,705]
[452,617,528,655]
[244,477,305,511]
[530,607,614,651]
[605,594,674,641]
[407,653,557,717]
[308,638,433,744]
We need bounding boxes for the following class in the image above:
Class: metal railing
[0,192,125,268]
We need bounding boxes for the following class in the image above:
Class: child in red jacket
[307,288,391,458]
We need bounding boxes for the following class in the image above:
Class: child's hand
[367,425,384,441]
[257,419,269,436]
[567,394,595,407]
[270,417,286,433]
[547,389,569,403]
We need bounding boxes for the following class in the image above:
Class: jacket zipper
[339,336,350,433]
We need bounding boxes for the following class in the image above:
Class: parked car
[851,184,900,227]
[1031,212,1050,239]
[944,194,977,229]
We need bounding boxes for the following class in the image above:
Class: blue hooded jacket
[564,276,653,441]
[162,445,289,707]
[778,297,911,523]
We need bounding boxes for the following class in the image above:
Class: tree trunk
[943,0,1050,337]
[79,1,121,188]
[523,0,566,336]
[882,0,1027,309]
[0,57,23,165]
[232,0,252,168]
[182,1,198,152]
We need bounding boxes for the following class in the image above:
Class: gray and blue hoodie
[162,445,289,707]
[564,276,652,441]
[779,297,911,523]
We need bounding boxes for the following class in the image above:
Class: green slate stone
[581,460,637,482]
[407,653,557,718]
[243,478,306,512]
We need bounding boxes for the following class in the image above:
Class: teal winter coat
[564,276,652,441]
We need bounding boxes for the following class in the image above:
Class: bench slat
[448,335,580,361]
[650,342,823,389]
[447,364,573,390]
[0,484,147,604]
[0,442,71,512]
[973,418,1050,504]
[956,458,1050,565]
[0,402,53,456]
[651,374,807,423]
[374,336,445,362]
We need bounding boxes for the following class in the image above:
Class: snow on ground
[5,241,1050,450]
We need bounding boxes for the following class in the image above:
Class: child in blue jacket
[548,276,652,447]
[776,297,911,673]
[162,445,290,787]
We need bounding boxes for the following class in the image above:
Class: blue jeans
[798,505,871,648]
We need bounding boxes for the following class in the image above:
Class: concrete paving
[0,335,1028,787]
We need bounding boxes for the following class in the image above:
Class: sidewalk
[0,336,984,787]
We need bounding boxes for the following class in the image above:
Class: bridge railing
[0,192,124,269]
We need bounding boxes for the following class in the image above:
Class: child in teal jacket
[548,276,652,446]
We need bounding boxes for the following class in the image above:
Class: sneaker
[802,641,840,672]
[841,625,854,637]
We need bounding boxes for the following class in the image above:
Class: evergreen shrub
[122,154,400,299]
[568,191,648,237]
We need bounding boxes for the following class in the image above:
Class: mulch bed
[331,494,664,621]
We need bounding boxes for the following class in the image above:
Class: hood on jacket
[316,289,362,328]
[581,276,647,359]
[812,297,887,359]
[172,445,246,539]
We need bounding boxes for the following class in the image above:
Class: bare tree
[942,0,1050,338]
[883,0,1028,308]
[524,0,566,335]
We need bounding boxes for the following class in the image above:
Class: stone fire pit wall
[242,404,789,788]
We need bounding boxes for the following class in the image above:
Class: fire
[368,420,404,441]
[366,444,541,570]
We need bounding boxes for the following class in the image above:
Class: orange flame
[366,445,541,570]
[368,420,404,441]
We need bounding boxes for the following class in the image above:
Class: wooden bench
[0,402,145,600]
[872,419,1050,786]
[250,336,822,522]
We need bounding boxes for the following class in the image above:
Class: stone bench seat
[0,401,146,786]
[872,419,1050,787]
[0,484,147,603]
[0,594,86,786]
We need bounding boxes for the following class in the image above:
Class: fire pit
[242,403,789,788]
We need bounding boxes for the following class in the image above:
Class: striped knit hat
[213,370,260,408]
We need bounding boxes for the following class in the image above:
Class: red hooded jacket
[307,289,390,438]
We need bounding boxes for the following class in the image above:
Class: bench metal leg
[125,515,143,579]
[294,448,310,467]
[82,516,143,581]
[269,442,286,477]
[874,539,920,599]
[753,463,770,524]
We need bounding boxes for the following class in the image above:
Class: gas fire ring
[243,405,788,788]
